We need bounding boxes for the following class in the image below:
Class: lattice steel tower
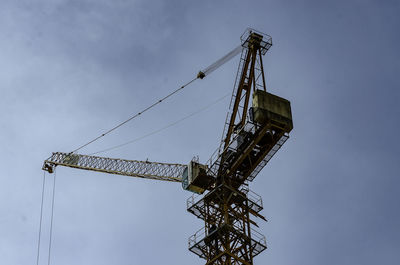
[186,29,293,265]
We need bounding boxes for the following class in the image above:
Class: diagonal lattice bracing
[44,152,186,182]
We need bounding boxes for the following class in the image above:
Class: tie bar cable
[89,93,229,156]
[71,45,243,154]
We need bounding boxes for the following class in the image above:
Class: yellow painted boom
[43,152,186,183]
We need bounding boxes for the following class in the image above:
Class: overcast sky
[1,0,399,265]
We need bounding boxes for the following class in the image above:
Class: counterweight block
[251,89,293,133]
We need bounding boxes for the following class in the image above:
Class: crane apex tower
[186,29,292,265]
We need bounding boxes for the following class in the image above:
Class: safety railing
[186,192,201,210]
[188,226,206,249]
[188,225,266,251]
[240,187,263,210]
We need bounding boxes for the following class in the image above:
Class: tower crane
[42,28,293,265]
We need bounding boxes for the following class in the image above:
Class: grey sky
[1,0,399,264]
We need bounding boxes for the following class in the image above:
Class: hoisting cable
[47,169,57,265]
[89,93,229,155]
[36,171,47,265]
[71,44,243,154]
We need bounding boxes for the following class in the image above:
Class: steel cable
[70,45,242,154]
[71,77,198,153]
[47,169,57,265]
[89,93,229,155]
[36,171,46,265]
[201,45,242,77]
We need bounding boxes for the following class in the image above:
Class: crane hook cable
[36,171,46,265]
[36,169,57,265]
[47,168,57,265]
[70,45,243,154]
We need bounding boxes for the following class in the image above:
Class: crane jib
[43,152,186,183]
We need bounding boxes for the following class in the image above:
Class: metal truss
[43,152,186,182]
[188,29,291,265]
[187,184,267,264]
[206,120,289,187]
[218,29,272,159]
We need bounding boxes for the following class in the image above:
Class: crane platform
[188,223,267,262]
[187,184,267,263]
[187,184,264,220]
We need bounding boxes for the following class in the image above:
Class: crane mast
[186,29,293,265]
